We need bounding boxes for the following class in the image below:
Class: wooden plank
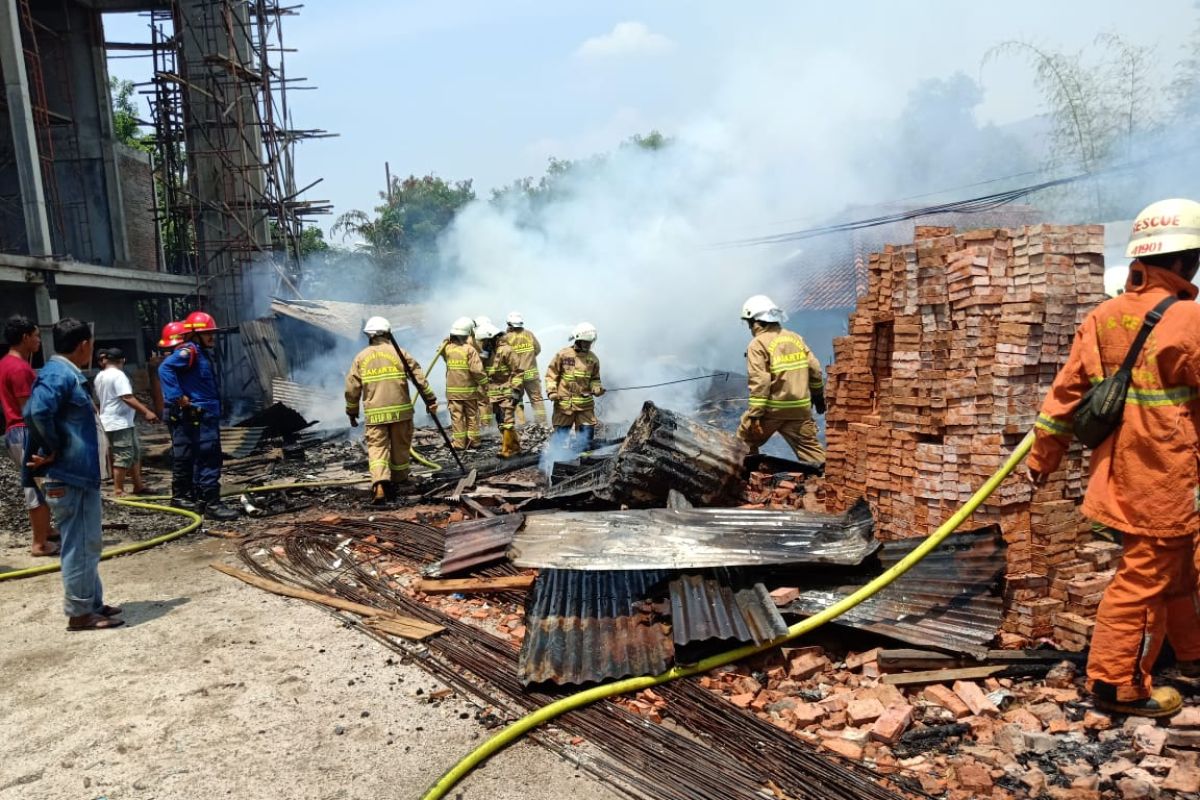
[210,562,443,640]
[878,648,1085,673]
[460,495,496,518]
[417,575,536,594]
[449,468,477,502]
[880,665,1007,686]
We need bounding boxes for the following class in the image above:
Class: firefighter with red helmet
[157,310,237,520]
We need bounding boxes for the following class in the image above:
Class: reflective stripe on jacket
[745,327,823,420]
[344,343,434,426]
[483,339,523,400]
[506,329,542,381]
[444,341,487,399]
[1028,263,1200,538]
[545,346,602,413]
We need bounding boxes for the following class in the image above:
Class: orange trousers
[1087,533,1200,701]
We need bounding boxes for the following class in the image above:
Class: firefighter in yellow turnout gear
[344,317,437,504]
[444,317,488,450]
[505,311,547,426]
[475,322,523,458]
[545,322,604,451]
[735,295,826,465]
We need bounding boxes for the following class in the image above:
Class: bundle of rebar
[237,520,919,800]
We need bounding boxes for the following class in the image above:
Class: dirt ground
[0,531,622,800]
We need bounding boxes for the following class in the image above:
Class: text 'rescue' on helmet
[1126,198,1200,259]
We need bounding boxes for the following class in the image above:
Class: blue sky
[104,1,1197,239]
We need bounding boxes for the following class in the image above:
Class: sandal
[31,542,60,557]
[67,614,125,631]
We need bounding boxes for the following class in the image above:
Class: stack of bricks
[823,224,1110,648]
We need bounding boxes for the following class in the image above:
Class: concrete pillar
[32,273,59,357]
[0,0,52,258]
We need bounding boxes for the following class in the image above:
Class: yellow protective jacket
[745,326,824,420]
[506,328,542,382]
[444,341,487,401]
[545,346,603,415]
[344,343,435,425]
[1029,263,1200,538]
[483,338,523,400]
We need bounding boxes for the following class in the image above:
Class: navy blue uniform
[158,342,222,502]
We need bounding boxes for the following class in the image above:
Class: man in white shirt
[93,348,158,495]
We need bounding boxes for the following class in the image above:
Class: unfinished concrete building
[823,224,1117,649]
[0,0,325,403]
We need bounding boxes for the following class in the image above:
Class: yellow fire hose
[0,448,444,583]
[420,430,1036,800]
[0,497,203,583]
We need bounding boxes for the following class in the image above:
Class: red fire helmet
[157,320,187,348]
[183,310,219,332]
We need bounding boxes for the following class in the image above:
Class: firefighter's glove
[547,392,559,402]
[348,414,359,428]
[812,392,826,415]
[593,386,605,397]
[511,389,523,404]
[426,402,439,418]
[746,418,766,441]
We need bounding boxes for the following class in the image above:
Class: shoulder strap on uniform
[1117,295,1178,374]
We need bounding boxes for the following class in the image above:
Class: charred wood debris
[211,400,1200,800]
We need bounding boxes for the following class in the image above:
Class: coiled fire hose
[420,430,1036,800]
[0,448,444,583]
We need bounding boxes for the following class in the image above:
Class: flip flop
[98,604,123,617]
[31,542,60,557]
[66,614,125,632]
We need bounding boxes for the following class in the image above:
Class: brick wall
[117,144,158,271]
[823,224,1114,647]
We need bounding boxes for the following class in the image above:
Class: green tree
[491,130,672,208]
[984,36,1160,217]
[109,77,151,152]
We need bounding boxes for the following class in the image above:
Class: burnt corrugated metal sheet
[670,568,788,646]
[425,514,524,577]
[601,402,748,507]
[519,569,673,686]
[786,527,1005,658]
[271,298,425,340]
[510,499,877,570]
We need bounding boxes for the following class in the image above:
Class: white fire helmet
[449,316,475,337]
[475,321,501,341]
[570,322,598,343]
[1126,198,1200,259]
[362,316,391,335]
[473,315,493,331]
[506,311,525,328]
[740,294,787,323]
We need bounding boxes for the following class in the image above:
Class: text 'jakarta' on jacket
[506,329,542,380]
[444,341,488,398]
[483,339,523,399]
[344,342,435,425]
[545,346,602,412]
[744,327,824,420]
[1029,263,1200,538]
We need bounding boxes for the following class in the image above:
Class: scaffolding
[137,0,330,296]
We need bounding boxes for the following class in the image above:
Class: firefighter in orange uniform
[1028,198,1200,717]
[735,295,826,464]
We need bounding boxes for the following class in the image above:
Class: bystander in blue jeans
[41,480,104,617]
